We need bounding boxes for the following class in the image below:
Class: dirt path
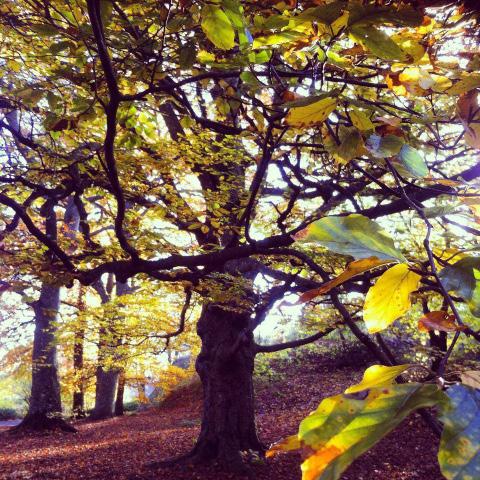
[0,355,444,480]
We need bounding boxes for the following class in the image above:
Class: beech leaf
[296,214,405,262]
[201,5,235,50]
[363,264,421,333]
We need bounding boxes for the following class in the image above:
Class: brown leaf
[417,311,464,332]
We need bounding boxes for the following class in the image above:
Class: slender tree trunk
[114,369,125,416]
[14,201,74,432]
[15,284,75,432]
[72,325,86,418]
[189,303,264,472]
[90,279,129,420]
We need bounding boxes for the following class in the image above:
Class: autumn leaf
[349,108,375,131]
[344,364,411,394]
[418,311,463,333]
[298,257,392,303]
[363,264,421,333]
[285,96,337,127]
[269,365,446,480]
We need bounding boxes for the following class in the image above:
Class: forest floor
[0,348,443,480]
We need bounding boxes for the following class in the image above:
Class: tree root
[146,443,259,478]
[11,414,77,434]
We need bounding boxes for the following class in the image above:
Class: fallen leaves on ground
[0,349,444,480]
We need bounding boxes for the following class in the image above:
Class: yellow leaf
[446,73,480,95]
[345,364,411,394]
[350,108,375,131]
[285,97,337,127]
[330,10,349,36]
[363,263,421,333]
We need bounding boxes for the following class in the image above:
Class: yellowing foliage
[363,264,421,333]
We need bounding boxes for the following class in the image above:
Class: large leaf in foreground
[439,385,480,480]
[296,214,405,262]
[363,263,421,333]
[268,365,445,480]
[439,256,480,316]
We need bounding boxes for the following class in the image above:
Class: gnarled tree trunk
[190,303,264,472]
[115,369,126,416]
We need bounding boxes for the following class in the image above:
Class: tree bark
[90,278,129,420]
[114,369,125,416]
[72,324,86,418]
[14,200,74,432]
[15,284,75,432]
[90,366,119,420]
[190,303,264,472]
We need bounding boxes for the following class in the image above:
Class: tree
[0,0,479,473]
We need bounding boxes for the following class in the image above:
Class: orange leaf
[298,257,392,303]
[266,434,302,458]
[418,311,464,332]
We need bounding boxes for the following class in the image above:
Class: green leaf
[397,144,428,177]
[446,73,480,96]
[365,133,404,158]
[201,5,235,50]
[99,0,113,26]
[30,23,58,37]
[348,4,423,28]
[178,43,197,69]
[296,1,347,25]
[439,385,480,480]
[350,26,407,61]
[49,41,72,55]
[296,214,406,262]
[439,257,480,316]
[332,128,365,164]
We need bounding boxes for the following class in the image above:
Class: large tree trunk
[190,303,264,472]
[90,365,119,420]
[15,284,75,432]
